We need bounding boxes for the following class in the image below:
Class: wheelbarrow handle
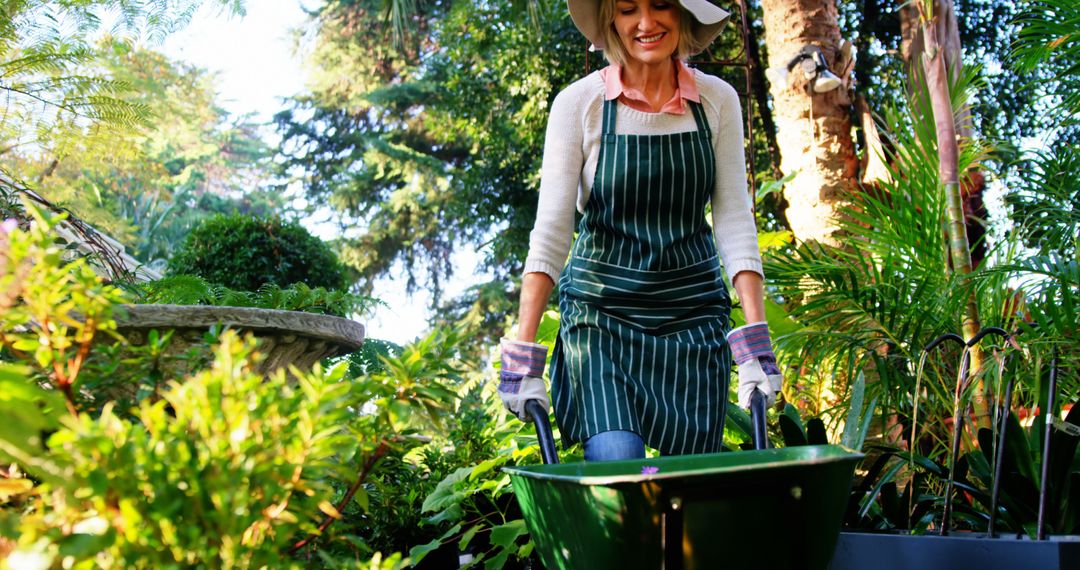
[525,399,560,465]
[750,389,769,451]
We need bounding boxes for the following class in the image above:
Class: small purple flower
[641,466,659,475]
[0,219,15,234]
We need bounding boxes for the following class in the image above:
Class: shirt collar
[601,60,700,114]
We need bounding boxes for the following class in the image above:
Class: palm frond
[1012,0,1080,74]
[1011,0,1080,120]
[766,59,1002,421]
[983,254,1080,395]
[1007,143,1080,257]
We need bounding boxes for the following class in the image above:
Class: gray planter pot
[113,304,365,379]
[831,531,1080,570]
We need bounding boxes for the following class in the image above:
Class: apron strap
[690,101,711,139]
[601,98,618,136]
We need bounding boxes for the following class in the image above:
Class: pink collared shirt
[599,59,700,115]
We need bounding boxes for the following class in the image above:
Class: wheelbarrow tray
[504,444,862,569]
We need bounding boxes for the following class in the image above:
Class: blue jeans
[583,430,646,462]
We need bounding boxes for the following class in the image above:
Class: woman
[499,0,783,461]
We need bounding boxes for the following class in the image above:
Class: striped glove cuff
[500,338,548,378]
[727,322,775,366]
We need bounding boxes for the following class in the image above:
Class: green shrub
[168,214,348,292]
[7,332,356,568]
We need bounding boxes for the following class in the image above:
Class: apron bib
[550,99,733,456]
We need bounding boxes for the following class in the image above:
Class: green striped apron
[550,98,733,456]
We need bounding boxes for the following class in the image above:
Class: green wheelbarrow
[503,392,863,569]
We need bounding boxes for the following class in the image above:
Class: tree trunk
[917,0,988,429]
[759,0,859,246]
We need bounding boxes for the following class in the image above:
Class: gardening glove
[498,338,550,422]
[727,322,784,409]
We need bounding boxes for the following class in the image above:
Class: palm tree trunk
[759,0,859,246]
[916,0,988,428]
[902,1,988,268]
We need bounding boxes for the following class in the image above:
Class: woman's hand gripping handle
[498,338,550,421]
[727,322,784,409]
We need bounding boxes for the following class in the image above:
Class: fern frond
[0,45,92,78]
[134,274,217,305]
[133,275,379,318]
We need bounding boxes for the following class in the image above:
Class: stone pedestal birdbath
[113,304,365,379]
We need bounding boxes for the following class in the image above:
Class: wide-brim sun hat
[568,0,731,56]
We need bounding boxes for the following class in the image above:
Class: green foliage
[0,205,205,422]
[307,324,577,569]
[763,61,1022,428]
[9,332,356,568]
[843,401,1080,536]
[0,204,129,420]
[2,24,281,270]
[769,334,1077,536]
[168,213,349,292]
[275,0,586,303]
[344,338,403,377]
[309,330,500,563]
[0,360,67,477]
[409,433,536,568]
[0,38,150,154]
[0,207,367,566]
[957,0,1078,148]
[0,0,244,153]
[1006,144,1080,259]
[26,38,279,265]
[841,376,878,451]
[0,204,504,567]
[734,373,877,452]
[839,0,1076,163]
[1012,0,1080,125]
[984,255,1080,383]
[133,274,381,318]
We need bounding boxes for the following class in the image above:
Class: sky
[158,0,476,346]
[161,0,311,125]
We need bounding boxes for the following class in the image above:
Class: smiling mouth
[636,33,665,44]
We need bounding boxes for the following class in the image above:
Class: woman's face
[613,0,682,67]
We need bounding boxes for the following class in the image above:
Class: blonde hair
[599,0,696,67]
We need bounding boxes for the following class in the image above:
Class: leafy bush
[304,329,556,569]
[8,334,356,568]
[168,214,348,292]
[0,206,128,419]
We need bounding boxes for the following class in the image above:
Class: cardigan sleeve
[705,77,764,283]
[522,86,585,283]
